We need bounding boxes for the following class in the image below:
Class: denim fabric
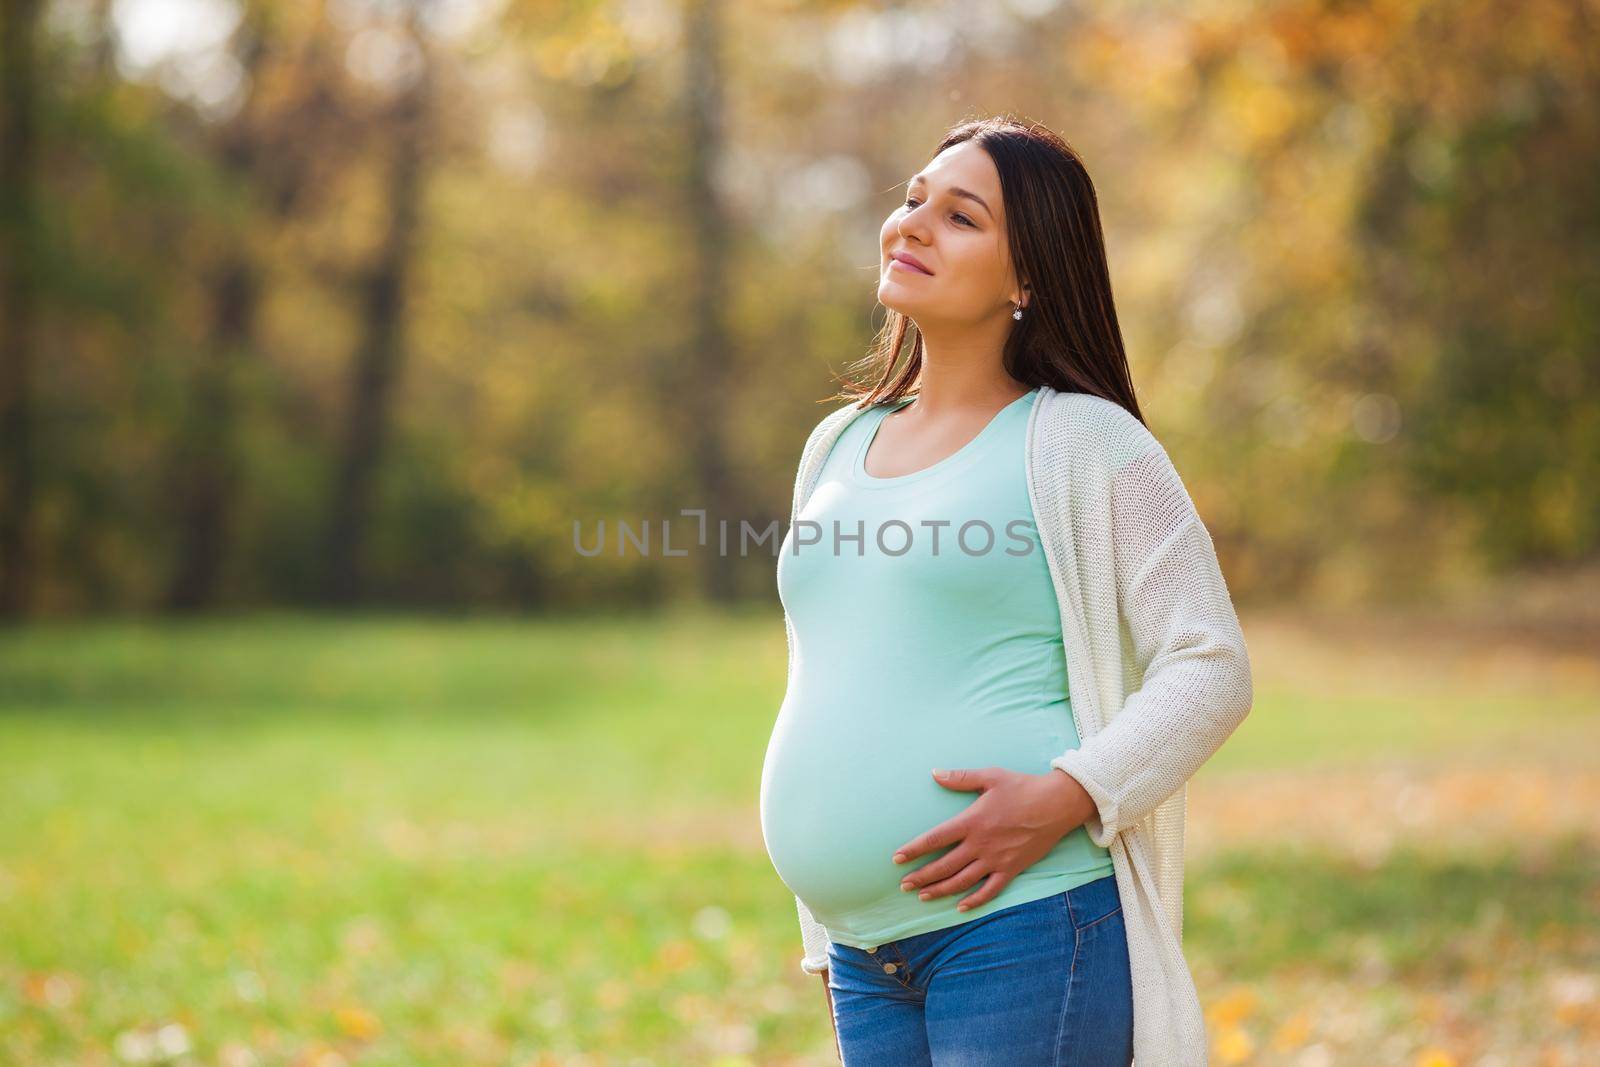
[825,873,1133,1066]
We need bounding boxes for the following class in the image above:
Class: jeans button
[882,962,898,974]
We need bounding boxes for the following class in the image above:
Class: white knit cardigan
[780,383,1253,1066]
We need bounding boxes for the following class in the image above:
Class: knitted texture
[779,384,1253,1066]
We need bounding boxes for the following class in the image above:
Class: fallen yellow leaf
[1207,986,1259,1028]
[1214,1024,1255,1064]
[333,1005,382,1041]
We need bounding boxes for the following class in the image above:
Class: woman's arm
[1048,442,1253,847]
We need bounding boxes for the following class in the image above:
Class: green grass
[1188,838,1597,979]
[1,610,1596,1065]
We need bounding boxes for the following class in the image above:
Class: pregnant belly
[758,691,1065,919]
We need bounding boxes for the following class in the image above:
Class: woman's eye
[902,197,974,227]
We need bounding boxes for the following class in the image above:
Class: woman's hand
[890,767,1097,912]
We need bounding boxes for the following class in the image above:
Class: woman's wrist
[1044,766,1097,832]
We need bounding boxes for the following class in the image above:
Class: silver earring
[1012,302,1023,320]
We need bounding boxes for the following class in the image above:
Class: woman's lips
[889,257,932,275]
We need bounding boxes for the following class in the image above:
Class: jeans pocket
[1065,873,1121,932]
[1061,905,1134,1065]
[824,941,855,987]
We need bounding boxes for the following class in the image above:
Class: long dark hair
[829,115,1145,426]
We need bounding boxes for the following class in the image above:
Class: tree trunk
[0,0,42,620]
[323,32,430,605]
[682,0,742,603]
[166,257,256,610]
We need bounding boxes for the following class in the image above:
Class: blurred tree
[2,0,1593,615]
[323,4,434,604]
[168,3,366,610]
[676,0,743,602]
[0,0,42,619]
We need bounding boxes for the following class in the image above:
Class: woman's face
[878,140,1024,327]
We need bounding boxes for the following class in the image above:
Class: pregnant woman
[759,116,1253,1066]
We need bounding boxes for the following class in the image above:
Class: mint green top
[759,387,1113,949]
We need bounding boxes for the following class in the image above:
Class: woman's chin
[876,284,930,317]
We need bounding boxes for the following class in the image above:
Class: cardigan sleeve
[797,894,831,975]
[1048,440,1253,848]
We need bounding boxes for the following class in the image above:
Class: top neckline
[851,388,1037,488]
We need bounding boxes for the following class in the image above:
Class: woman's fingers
[909,857,991,902]
[954,870,1013,911]
[898,844,973,893]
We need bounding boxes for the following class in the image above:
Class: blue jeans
[825,873,1133,1066]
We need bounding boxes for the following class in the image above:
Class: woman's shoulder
[810,396,874,431]
[1038,387,1165,471]
[800,398,870,455]
[789,398,873,496]
[802,393,902,456]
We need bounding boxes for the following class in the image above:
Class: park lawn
[1,608,1596,1065]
